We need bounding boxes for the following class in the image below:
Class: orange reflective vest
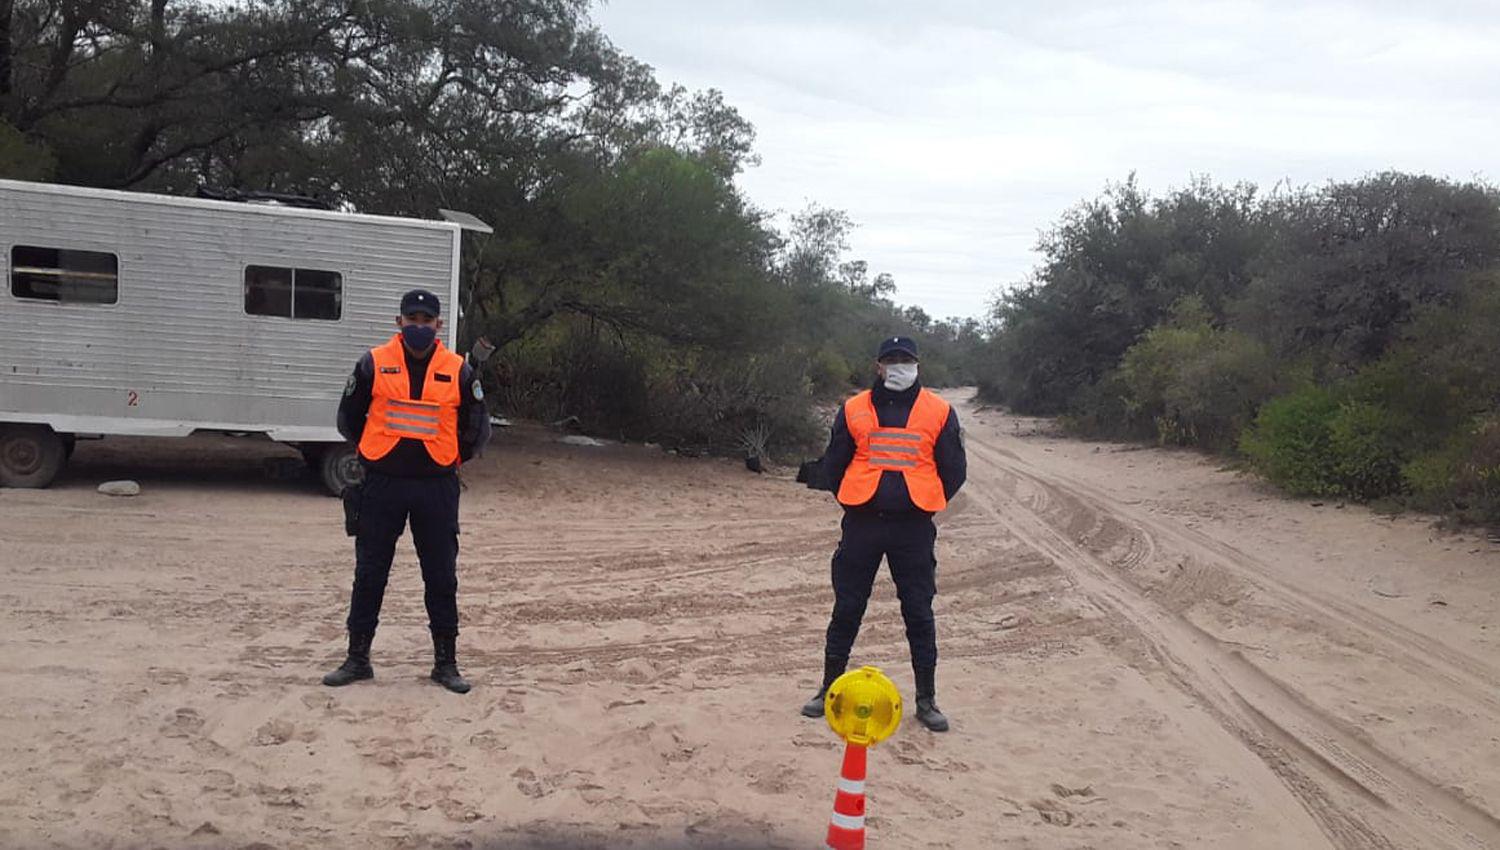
[357,334,464,467]
[836,388,951,512]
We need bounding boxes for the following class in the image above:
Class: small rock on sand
[559,436,608,447]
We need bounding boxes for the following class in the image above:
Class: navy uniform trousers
[824,509,938,669]
[346,470,461,636]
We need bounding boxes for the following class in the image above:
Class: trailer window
[10,246,119,304]
[245,265,342,320]
[293,269,341,320]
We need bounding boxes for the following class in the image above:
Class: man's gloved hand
[797,457,832,491]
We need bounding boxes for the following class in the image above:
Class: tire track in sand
[975,437,1500,712]
[962,434,1500,850]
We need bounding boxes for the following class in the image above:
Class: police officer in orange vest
[801,336,966,731]
[323,289,491,693]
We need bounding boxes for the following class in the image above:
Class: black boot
[914,666,949,732]
[800,656,848,717]
[430,633,471,694]
[322,631,374,687]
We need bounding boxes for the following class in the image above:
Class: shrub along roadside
[1234,283,1500,517]
[1403,420,1500,526]
[1237,387,1342,497]
[980,173,1500,527]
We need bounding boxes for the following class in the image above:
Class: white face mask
[882,363,918,391]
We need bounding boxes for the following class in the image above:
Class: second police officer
[323,289,492,694]
[801,335,967,731]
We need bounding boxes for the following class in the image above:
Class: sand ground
[2,390,1498,849]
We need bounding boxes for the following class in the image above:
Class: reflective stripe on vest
[385,399,442,437]
[835,388,950,512]
[867,428,922,468]
[357,334,464,467]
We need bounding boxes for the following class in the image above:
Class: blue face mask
[401,323,437,352]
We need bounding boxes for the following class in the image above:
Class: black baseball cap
[876,336,919,361]
[400,289,440,318]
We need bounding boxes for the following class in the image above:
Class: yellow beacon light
[824,666,902,746]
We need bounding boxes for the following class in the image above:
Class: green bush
[1343,350,1468,441]
[642,348,823,457]
[1404,440,1466,513]
[808,348,855,396]
[1406,418,1500,524]
[1241,386,1418,501]
[1326,401,1409,501]
[919,360,957,388]
[1239,387,1342,496]
[1065,370,1152,441]
[1113,298,1279,450]
[491,320,651,432]
[1456,420,1500,525]
[494,322,826,459]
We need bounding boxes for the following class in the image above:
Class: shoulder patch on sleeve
[471,379,484,401]
[343,374,357,396]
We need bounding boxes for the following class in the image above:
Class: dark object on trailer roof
[194,186,335,210]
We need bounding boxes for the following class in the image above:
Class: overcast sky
[592,0,1500,320]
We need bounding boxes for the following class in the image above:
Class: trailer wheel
[0,424,67,488]
[319,443,363,496]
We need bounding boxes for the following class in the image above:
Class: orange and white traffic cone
[825,741,868,850]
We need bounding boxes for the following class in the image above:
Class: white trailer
[0,179,490,493]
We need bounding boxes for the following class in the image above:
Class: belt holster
[341,484,363,537]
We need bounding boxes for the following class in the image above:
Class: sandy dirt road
[1,391,1498,849]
